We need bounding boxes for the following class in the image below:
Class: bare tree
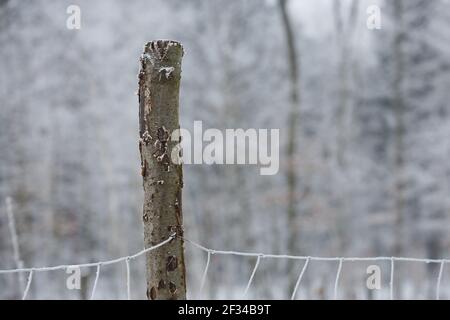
[333,0,359,168]
[5,197,24,298]
[138,40,186,300]
[391,0,406,260]
[278,0,301,293]
[331,0,359,257]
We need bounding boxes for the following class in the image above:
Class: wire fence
[0,234,175,300]
[0,232,448,300]
[182,236,448,300]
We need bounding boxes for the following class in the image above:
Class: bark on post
[138,40,186,300]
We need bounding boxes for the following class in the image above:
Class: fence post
[138,40,186,300]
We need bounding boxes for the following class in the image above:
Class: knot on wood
[166,256,178,272]
[158,279,166,290]
[169,282,177,295]
[141,159,148,177]
[147,286,157,300]
[157,126,169,141]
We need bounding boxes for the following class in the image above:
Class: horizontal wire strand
[182,236,450,264]
[0,233,175,275]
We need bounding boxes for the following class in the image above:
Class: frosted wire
[242,255,262,298]
[90,264,101,300]
[291,257,310,300]
[198,250,212,299]
[22,270,33,300]
[0,233,175,274]
[334,259,343,300]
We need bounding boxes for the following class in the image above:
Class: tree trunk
[333,0,359,168]
[392,0,406,299]
[278,0,301,295]
[138,40,186,300]
[332,0,359,257]
[392,0,406,260]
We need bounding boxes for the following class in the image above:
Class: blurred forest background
[1,0,450,299]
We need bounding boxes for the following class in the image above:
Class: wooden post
[138,40,186,300]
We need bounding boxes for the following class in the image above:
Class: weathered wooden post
[138,40,186,300]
